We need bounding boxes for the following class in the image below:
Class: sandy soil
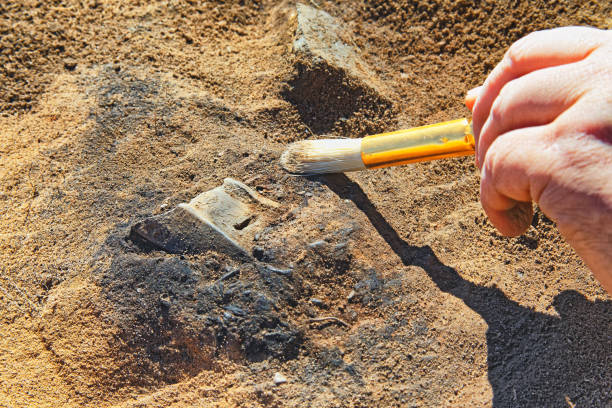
[1,1,611,407]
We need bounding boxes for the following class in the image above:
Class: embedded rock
[293,3,379,91]
[129,178,279,258]
[285,3,394,134]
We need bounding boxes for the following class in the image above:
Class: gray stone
[273,372,288,385]
[310,297,325,307]
[262,264,293,277]
[129,178,279,259]
[224,305,247,316]
[308,240,327,250]
[284,3,394,134]
[219,267,239,281]
[293,4,379,90]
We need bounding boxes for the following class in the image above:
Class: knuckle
[482,135,506,174]
[546,120,564,139]
[506,32,538,65]
[582,51,612,78]
[489,92,508,125]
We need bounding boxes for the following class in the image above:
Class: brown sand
[1,1,611,407]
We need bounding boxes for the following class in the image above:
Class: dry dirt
[1,1,611,407]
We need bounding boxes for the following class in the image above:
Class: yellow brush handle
[361,118,475,169]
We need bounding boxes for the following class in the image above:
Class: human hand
[466,27,612,293]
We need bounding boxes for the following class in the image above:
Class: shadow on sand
[320,173,611,407]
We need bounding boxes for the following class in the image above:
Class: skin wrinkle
[547,187,611,259]
[533,134,612,285]
[486,126,550,204]
[537,134,609,215]
[473,27,605,164]
[486,68,574,142]
[527,156,553,207]
[505,28,601,72]
[479,62,588,170]
[479,131,537,236]
[470,27,612,291]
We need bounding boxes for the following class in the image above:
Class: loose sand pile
[1,1,610,407]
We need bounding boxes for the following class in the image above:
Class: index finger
[471,27,606,167]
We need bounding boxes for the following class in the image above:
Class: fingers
[480,125,555,236]
[553,59,612,140]
[476,62,588,167]
[466,27,609,236]
[472,27,606,151]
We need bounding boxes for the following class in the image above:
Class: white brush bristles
[280,138,365,175]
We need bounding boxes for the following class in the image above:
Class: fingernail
[466,86,482,99]
[465,86,482,111]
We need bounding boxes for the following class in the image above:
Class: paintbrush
[280,118,474,174]
[281,92,479,175]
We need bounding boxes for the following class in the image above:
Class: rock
[284,3,394,134]
[308,240,327,250]
[260,264,293,277]
[273,372,288,385]
[292,4,372,84]
[310,297,325,307]
[224,304,247,316]
[129,178,279,259]
[219,266,239,281]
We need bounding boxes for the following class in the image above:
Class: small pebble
[347,290,356,302]
[310,298,325,307]
[308,240,327,249]
[224,304,246,316]
[273,372,287,385]
[219,267,239,281]
[265,265,292,276]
